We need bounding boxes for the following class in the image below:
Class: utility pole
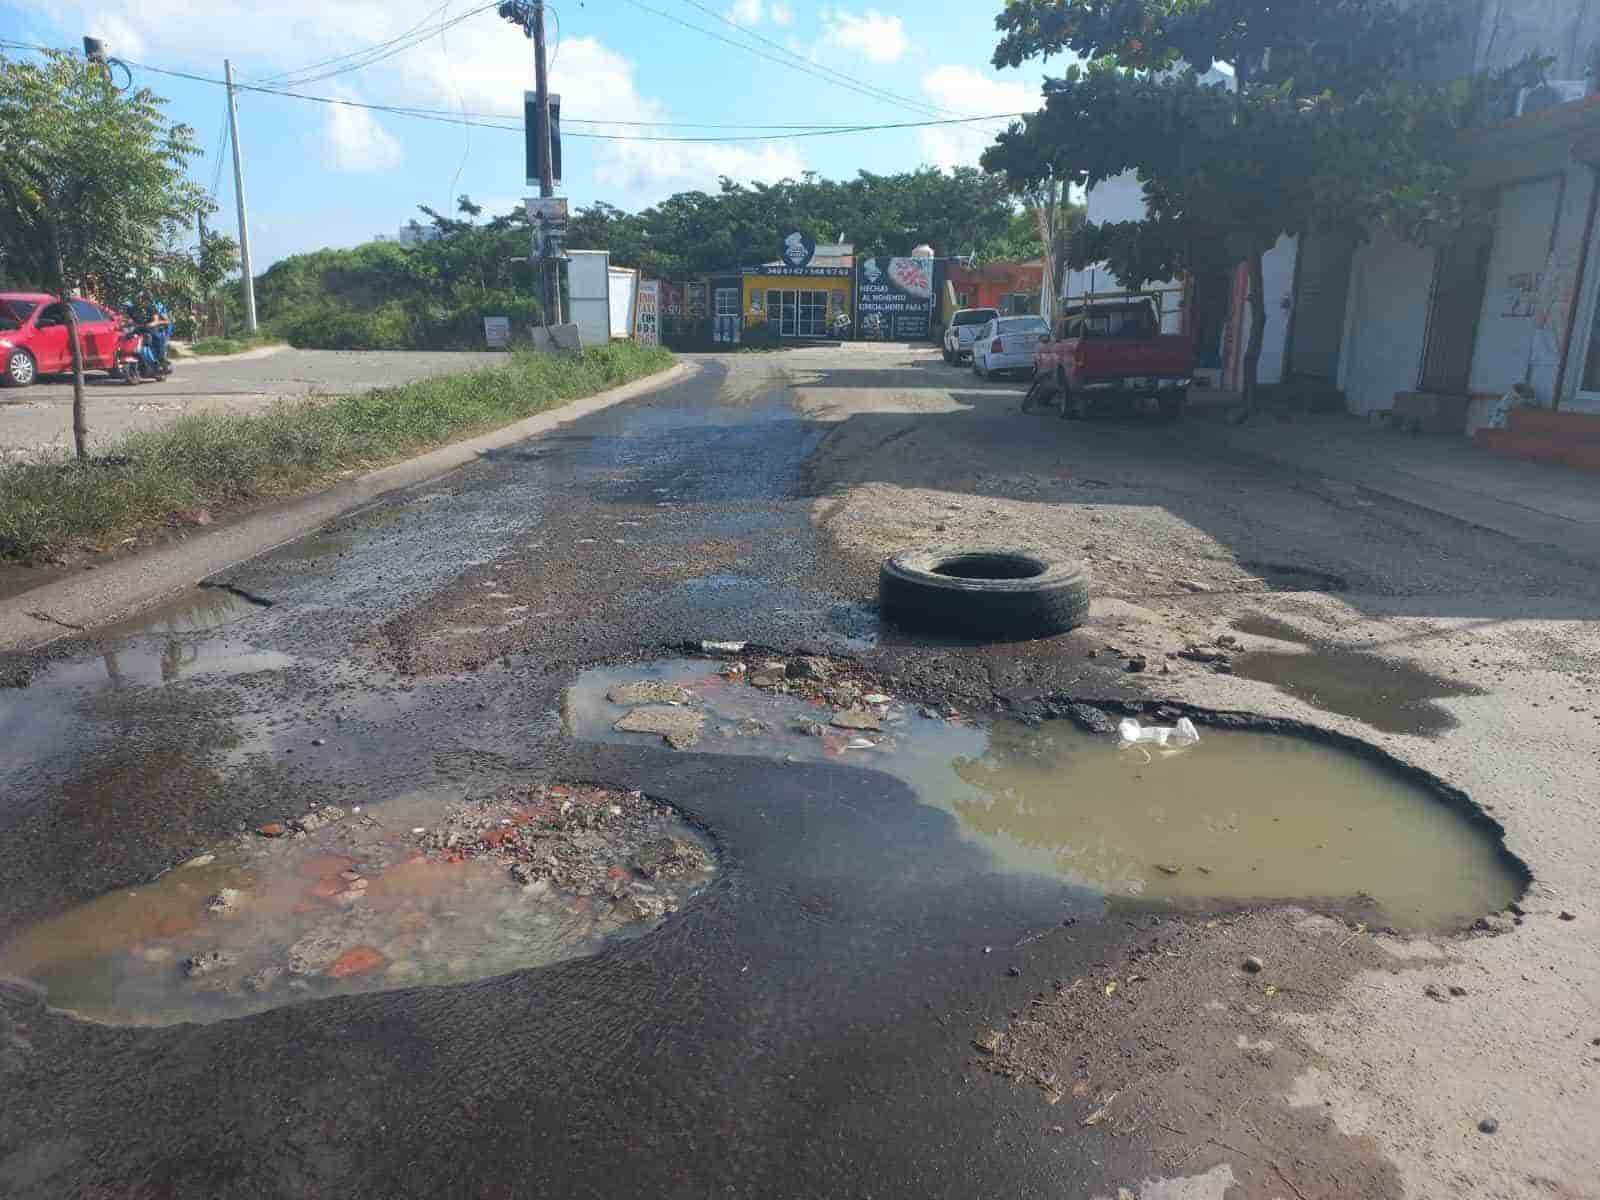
[502,0,563,326]
[224,59,258,334]
[531,2,559,324]
[197,209,210,336]
[533,3,554,202]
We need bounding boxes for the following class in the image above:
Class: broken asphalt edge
[0,360,699,653]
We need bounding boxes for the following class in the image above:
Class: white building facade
[1336,0,1600,427]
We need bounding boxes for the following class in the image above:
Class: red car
[1,292,125,388]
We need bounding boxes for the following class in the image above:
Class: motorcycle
[112,322,171,384]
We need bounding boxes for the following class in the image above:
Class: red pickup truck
[1031,299,1193,420]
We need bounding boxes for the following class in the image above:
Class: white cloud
[821,8,909,64]
[23,0,806,207]
[409,32,807,202]
[321,86,403,172]
[917,65,1038,171]
[727,0,763,23]
[769,2,793,27]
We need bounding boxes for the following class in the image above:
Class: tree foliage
[251,169,1036,347]
[0,48,207,455]
[983,0,1487,405]
[566,168,1022,276]
[252,199,546,349]
[0,50,207,293]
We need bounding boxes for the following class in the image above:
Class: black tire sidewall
[879,547,1090,640]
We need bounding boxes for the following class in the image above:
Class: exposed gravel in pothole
[0,783,715,1025]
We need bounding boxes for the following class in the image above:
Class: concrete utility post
[531,2,559,323]
[224,59,259,334]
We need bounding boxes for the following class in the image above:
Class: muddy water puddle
[0,786,715,1026]
[1229,614,1483,735]
[567,660,1519,929]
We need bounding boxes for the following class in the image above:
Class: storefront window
[765,289,828,336]
[798,290,826,336]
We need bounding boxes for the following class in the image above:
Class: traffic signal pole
[531,2,560,324]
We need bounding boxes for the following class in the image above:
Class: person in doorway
[125,288,172,370]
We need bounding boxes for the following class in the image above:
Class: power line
[2,37,1026,144]
[251,1,497,87]
[118,54,1026,142]
[674,0,961,119]
[207,98,231,203]
[616,0,947,119]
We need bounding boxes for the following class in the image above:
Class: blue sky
[2,1,1055,267]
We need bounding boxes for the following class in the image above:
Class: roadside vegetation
[0,343,672,560]
[183,333,283,357]
[246,172,1064,351]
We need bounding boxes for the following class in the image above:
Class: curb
[0,360,698,652]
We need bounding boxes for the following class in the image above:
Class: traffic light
[524,92,562,189]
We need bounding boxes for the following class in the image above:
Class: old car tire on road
[879,546,1090,640]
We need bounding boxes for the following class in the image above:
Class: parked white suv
[942,307,1000,363]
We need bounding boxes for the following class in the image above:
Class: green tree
[0,50,206,456]
[983,0,1480,409]
[567,169,1020,275]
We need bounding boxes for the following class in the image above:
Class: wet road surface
[0,355,1125,1197]
[0,350,1532,1197]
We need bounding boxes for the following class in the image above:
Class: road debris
[614,705,705,748]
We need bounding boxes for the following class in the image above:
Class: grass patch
[184,333,283,357]
[0,343,674,560]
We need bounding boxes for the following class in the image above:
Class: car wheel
[3,348,36,388]
[1159,389,1186,421]
[880,546,1091,640]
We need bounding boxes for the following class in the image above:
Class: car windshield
[997,317,1048,334]
[0,300,38,331]
[953,310,1000,327]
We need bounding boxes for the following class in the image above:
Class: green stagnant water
[565,659,1522,930]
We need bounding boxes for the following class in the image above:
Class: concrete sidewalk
[1214,415,1600,558]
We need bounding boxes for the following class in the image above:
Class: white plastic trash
[1117,717,1200,748]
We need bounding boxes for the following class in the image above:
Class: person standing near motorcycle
[125,288,172,373]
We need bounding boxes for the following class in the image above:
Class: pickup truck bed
[1034,300,1194,419]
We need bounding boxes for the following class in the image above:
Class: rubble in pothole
[0,783,715,1026]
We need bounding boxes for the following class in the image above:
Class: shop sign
[856,256,934,339]
[741,265,851,277]
[779,230,816,269]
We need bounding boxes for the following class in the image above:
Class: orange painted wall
[947,261,1044,310]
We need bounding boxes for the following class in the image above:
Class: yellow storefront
[741,266,853,338]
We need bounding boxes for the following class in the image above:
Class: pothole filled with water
[0,784,715,1026]
[566,658,1521,930]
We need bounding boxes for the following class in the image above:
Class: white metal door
[566,250,610,347]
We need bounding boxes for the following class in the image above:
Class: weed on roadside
[0,343,674,560]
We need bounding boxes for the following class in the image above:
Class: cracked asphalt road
[1,345,1596,1198]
